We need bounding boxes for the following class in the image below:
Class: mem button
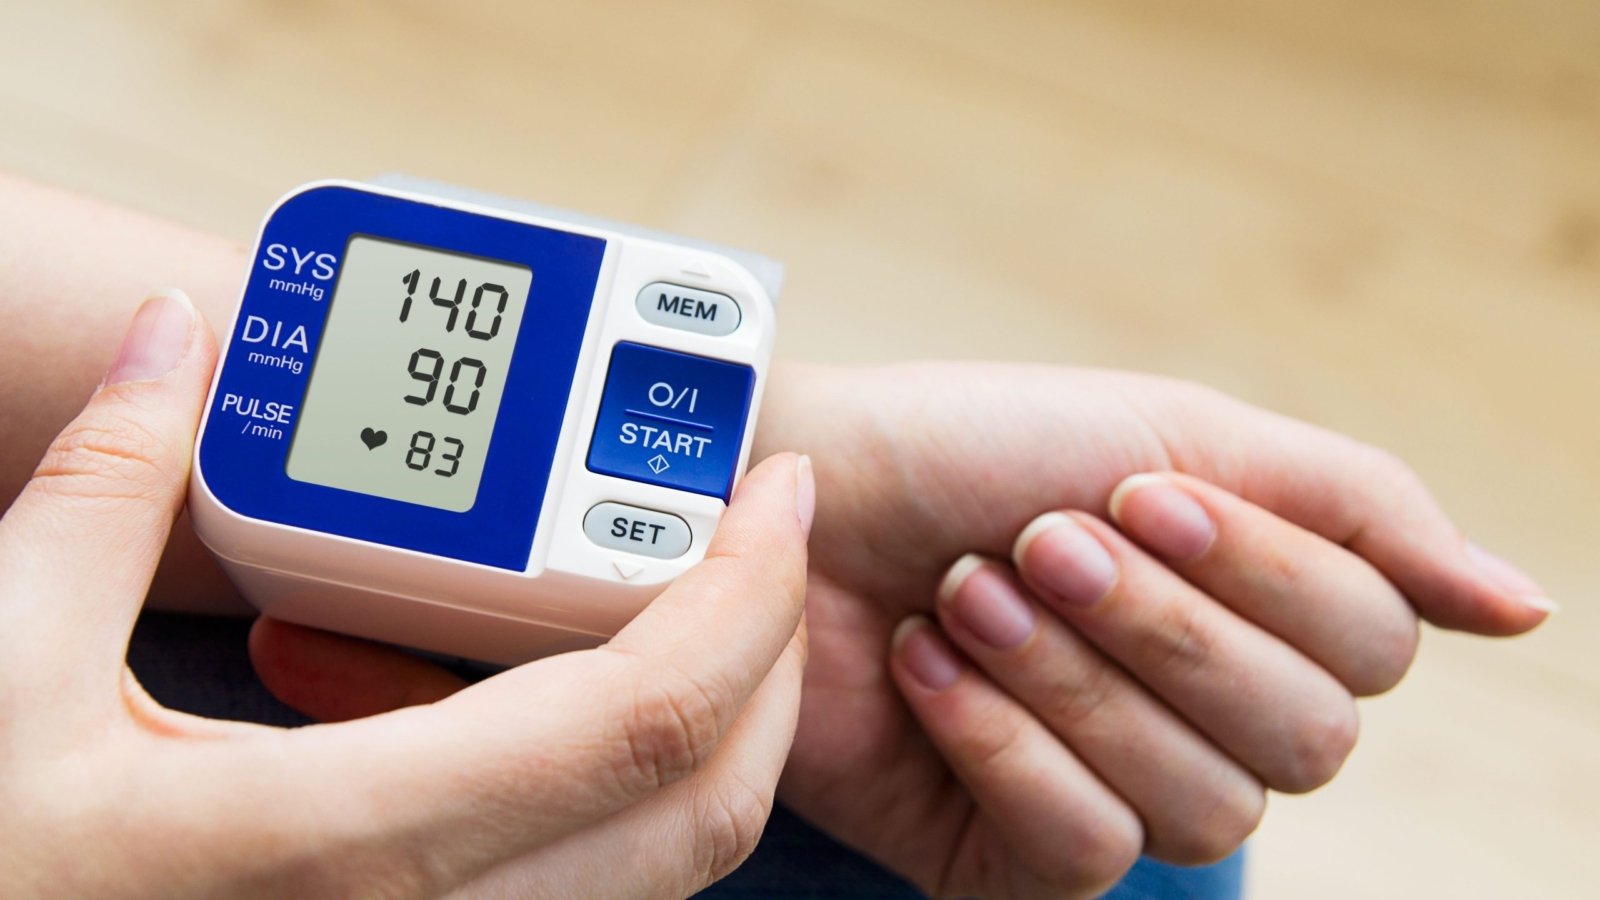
[583,502,692,559]
[636,282,741,336]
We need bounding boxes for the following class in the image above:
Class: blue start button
[585,342,755,500]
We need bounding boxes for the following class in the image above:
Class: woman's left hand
[256,361,1552,898]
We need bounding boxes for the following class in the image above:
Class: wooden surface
[2,1,1595,895]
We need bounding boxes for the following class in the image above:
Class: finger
[1013,511,1359,793]
[253,452,814,725]
[0,290,216,693]
[1106,473,1419,695]
[248,617,469,722]
[447,626,807,899]
[239,452,812,887]
[937,555,1264,866]
[889,615,1144,899]
[1145,386,1554,635]
[603,451,812,673]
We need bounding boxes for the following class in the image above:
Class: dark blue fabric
[128,612,1244,899]
[699,804,1244,899]
[127,611,311,727]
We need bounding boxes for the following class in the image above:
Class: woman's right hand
[0,290,815,899]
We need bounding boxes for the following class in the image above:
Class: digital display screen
[286,236,533,512]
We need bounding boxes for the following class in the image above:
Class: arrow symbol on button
[613,560,642,580]
[647,454,671,474]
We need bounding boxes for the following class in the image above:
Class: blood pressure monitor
[189,178,779,664]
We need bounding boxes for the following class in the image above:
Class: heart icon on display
[359,428,388,450]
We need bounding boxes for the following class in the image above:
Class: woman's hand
[254,361,1551,899]
[0,183,1552,897]
[885,472,1442,897]
[0,290,816,899]
[761,363,1549,898]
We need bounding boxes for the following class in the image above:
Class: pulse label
[220,392,295,441]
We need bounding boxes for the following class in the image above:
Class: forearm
[0,173,251,613]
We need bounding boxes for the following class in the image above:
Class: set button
[636,282,741,336]
[583,502,692,559]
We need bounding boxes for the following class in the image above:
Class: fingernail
[1011,512,1117,609]
[107,289,195,385]
[1467,543,1559,614]
[939,554,1035,650]
[795,455,816,539]
[1108,474,1215,563]
[892,615,961,691]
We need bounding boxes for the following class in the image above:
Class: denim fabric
[128,613,1244,899]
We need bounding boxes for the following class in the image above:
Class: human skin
[751,364,1547,896]
[0,289,816,898]
[0,174,1550,897]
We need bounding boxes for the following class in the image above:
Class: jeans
[128,613,1244,899]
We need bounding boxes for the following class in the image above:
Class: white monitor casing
[189,180,777,665]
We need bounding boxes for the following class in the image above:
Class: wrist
[751,361,847,462]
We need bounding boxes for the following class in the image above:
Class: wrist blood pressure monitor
[189,178,779,664]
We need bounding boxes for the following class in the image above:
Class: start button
[586,343,755,500]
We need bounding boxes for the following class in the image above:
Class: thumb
[264,454,815,885]
[0,289,217,695]
[247,452,818,724]
[605,450,814,669]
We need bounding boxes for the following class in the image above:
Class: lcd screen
[286,236,532,512]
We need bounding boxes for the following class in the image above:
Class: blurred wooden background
[2,0,1595,895]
